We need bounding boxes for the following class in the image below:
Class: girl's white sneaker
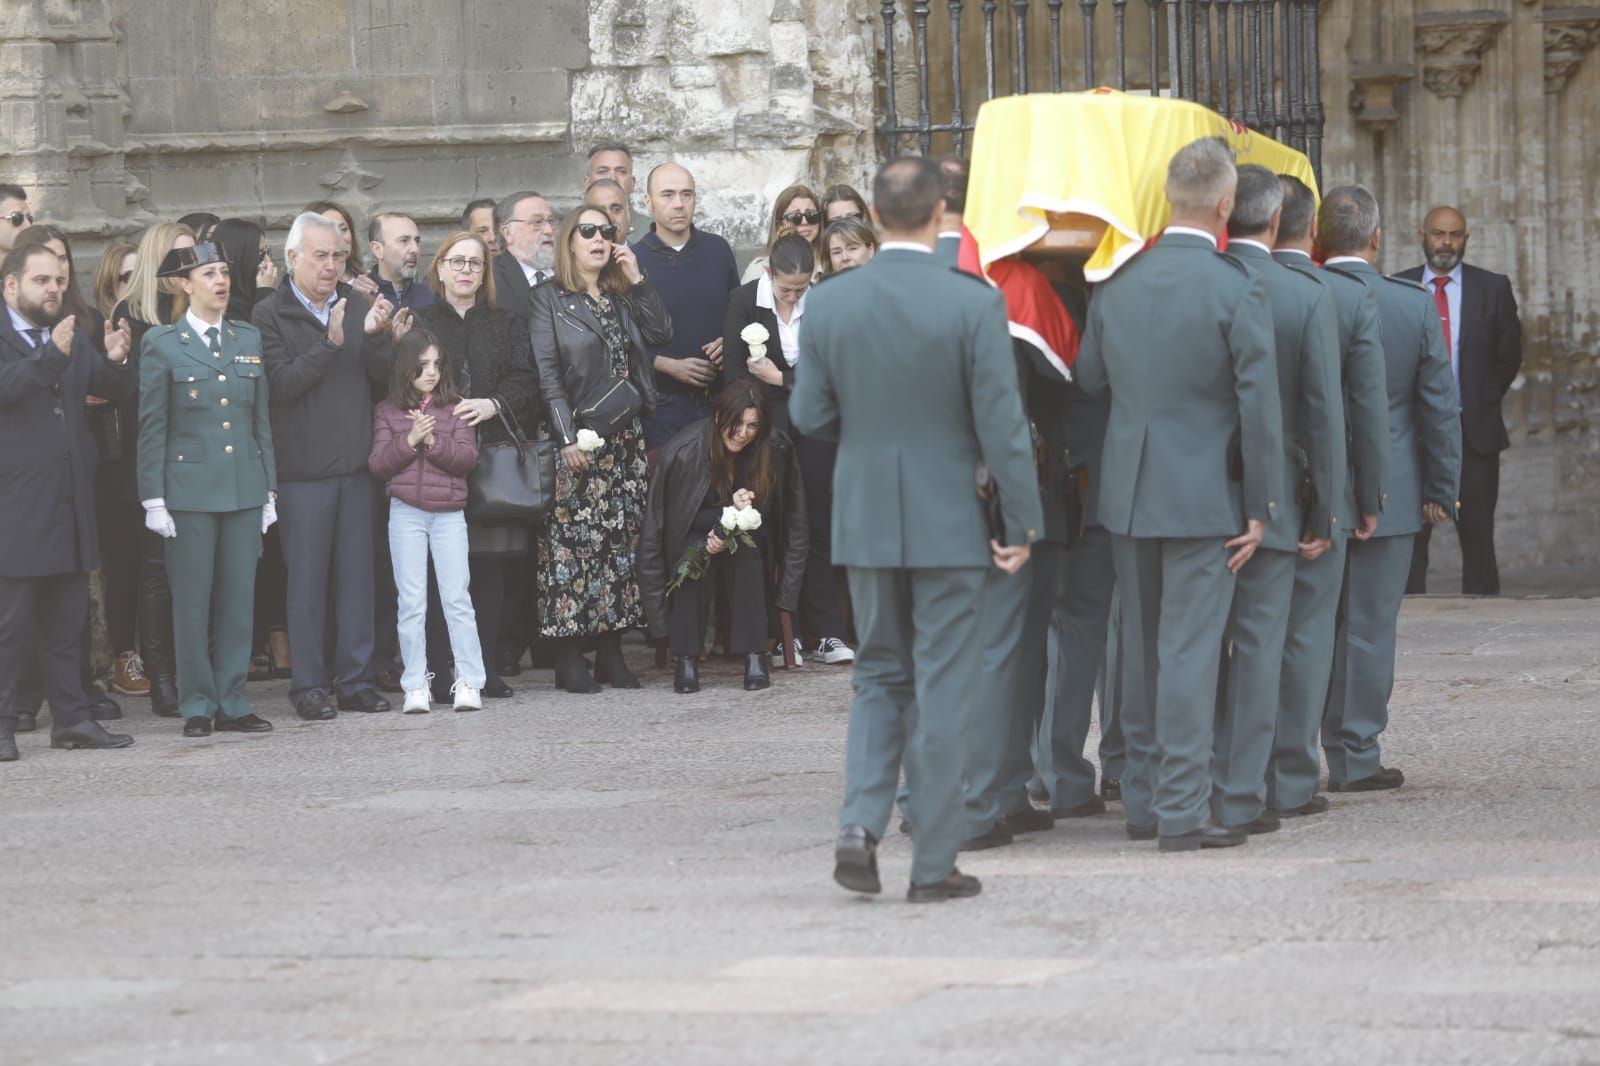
[452,683,482,712]
[402,688,431,714]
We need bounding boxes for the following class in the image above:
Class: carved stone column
[1541,7,1600,94]
[1413,10,1510,98]
[1347,62,1415,129]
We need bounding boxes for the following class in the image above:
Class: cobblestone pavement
[4,597,1599,1065]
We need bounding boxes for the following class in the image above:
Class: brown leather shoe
[111,651,150,696]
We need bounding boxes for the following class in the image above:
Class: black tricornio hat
[157,241,225,278]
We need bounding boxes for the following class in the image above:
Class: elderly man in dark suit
[1,244,137,761]
[1398,206,1522,596]
[491,191,557,314]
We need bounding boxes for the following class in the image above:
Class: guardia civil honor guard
[138,243,279,737]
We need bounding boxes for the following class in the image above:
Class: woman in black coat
[529,206,670,695]
[409,230,541,699]
[638,381,807,693]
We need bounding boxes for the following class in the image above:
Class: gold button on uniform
[220,398,228,406]
[225,445,234,454]
[176,455,183,461]
[221,421,231,429]
[218,374,226,381]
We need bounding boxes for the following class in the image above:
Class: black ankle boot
[674,656,700,694]
[148,675,180,718]
[552,638,602,694]
[744,652,771,691]
[593,632,640,689]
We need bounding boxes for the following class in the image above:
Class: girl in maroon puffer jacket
[369,329,483,713]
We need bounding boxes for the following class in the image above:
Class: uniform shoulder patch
[1381,273,1429,293]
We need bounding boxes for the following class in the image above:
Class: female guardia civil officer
[138,242,279,737]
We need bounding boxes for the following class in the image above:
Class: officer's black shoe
[1052,797,1109,819]
[1274,794,1332,818]
[1329,766,1405,792]
[50,721,135,750]
[183,716,213,737]
[149,675,181,718]
[832,825,881,895]
[0,731,18,762]
[1158,821,1247,852]
[673,657,700,694]
[337,690,390,713]
[1229,811,1281,835]
[1125,822,1158,841]
[960,822,1014,852]
[215,713,273,733]
[743,653,771,691]
[1000,807,1055,834]
[14,712,37,734]
[294,689,337,721]
[907,869,982,903]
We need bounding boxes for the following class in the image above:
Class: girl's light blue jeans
[388,499,485,691]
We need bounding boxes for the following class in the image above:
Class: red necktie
[1431,276,1452,360]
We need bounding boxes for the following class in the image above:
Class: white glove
[261,497,278,535]
[142,499,177,539]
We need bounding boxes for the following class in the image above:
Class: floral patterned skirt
[537,420,648,638]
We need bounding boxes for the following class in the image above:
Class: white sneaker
[402,688,431,714]
[771,638,804,668]
[814,637,856,664]
[452,682,482,712]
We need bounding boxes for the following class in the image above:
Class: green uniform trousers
[840,565,986,886]
[1045,527,1116,809]
[1110,534,1237,836]
[1210,546,1297,827]
[167,509,262,722]
[1096,584,1126,781]
[1267,532,1347,809]
[1323,534,1414,784]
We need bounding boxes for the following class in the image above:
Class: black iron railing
[877,0,1324,180]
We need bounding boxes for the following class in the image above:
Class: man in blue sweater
[631,163,741,452]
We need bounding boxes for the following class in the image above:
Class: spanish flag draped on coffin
[957,90,1320,380]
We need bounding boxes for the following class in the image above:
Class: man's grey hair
[1165,136,1237,216]
[587,141,633,161]
[1227,164,1285,237]
[285,211,339,256]
[494,191,544,234]
[1317,184,1381,256]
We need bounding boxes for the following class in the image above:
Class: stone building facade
[1,0,1595,575]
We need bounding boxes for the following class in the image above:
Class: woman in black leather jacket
[529,206,671,693]
[638,382,808,694]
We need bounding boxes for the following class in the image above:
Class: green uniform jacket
[1075,232,1284,538]
[1324,260,1460,538]
[790,247,1043,568]
[1226,242,1342,549]
[1273,249,1389,529]
[137,318,277,511]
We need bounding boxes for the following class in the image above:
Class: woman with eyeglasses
[819,183,871,225]
[741,184,824,283]
[409,231,541,701]
[820,216,881,275]
[530,207,670,693]
[92,242,139,320]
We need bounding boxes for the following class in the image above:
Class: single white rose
[747,342,768,363]
[720,506,740,532]
[740,322,770,346]
[736,507,762,532]
[575,428,604,453]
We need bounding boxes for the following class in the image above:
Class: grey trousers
[1045,526,1116,808]
[1110,534,1237,836]
[278,473,377,702]
[1267,532,1347,809]
[840,565,986,886]
[1323,533,1414,784]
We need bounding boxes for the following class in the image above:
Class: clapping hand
[104,319,133,363]
[257,255,280,291]
[326,299,348,346]
[731,488,755,510]
[406,411,436,449]
[351,273,381,298]
[364,295,395,335]
[391,308,414,341]
[50,314,76,355]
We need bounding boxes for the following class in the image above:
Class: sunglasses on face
[783,210,822,226]
[4,212,32,228]
[443,255,486,273]
[117,270,133,284]
[575,222,618,241]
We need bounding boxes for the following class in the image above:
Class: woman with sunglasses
[530,207,670,693]
[92,242,138,320]
[819,183,871,225]
[741,185,823,283]
[409,231,541,702]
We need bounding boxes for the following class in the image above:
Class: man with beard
[1,244,137,761]
[492,191,557,315]
[1398,206,1523,596]
[365,213,434,313]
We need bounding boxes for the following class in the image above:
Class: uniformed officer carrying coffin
[139,242,279,737]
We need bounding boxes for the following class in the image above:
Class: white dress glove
[261,497,278,535]
[142,499,177,539]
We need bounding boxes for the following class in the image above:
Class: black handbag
[465,406,556,524]
[577,375,643,437]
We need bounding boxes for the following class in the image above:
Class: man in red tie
[1398,206,1523,596]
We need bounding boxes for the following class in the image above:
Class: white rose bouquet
[575,428,605,454]
[741,322,771,364]
[666,495,763,595]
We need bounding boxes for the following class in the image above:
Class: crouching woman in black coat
[639,381,808,694]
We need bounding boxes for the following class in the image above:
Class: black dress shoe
[294,689,337,721]
[1159,821,1247,852]
[215,713,273,733]
[907,869,982,903]
[1329,766,1405,793]
[14,712,37,734]
[374,669,403,694]
[337,690,390,713]
[183,716,213,737]
[1125,822,1158,841]
[496,651,524,678]
[482,678,514,699]
[1275,794,1331,818]
[89,691,122,721]
[1101,778,1122,802]
[1000,807,1055,834]
[1229,810,1281,834]
[149,675,181,717]
[743,652,771,691]
[0,732,17,762]
[1052,796,1108,819]
[50,720,135,750]
[832,825,881,895]
[960,822,1014,852]
[673,656,700,694]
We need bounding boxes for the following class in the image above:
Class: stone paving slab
[3,597,1599,1065]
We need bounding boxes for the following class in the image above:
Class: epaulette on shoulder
[227,318,262,335]
[1215,250,1252,278]
[1382,273,1429,293]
